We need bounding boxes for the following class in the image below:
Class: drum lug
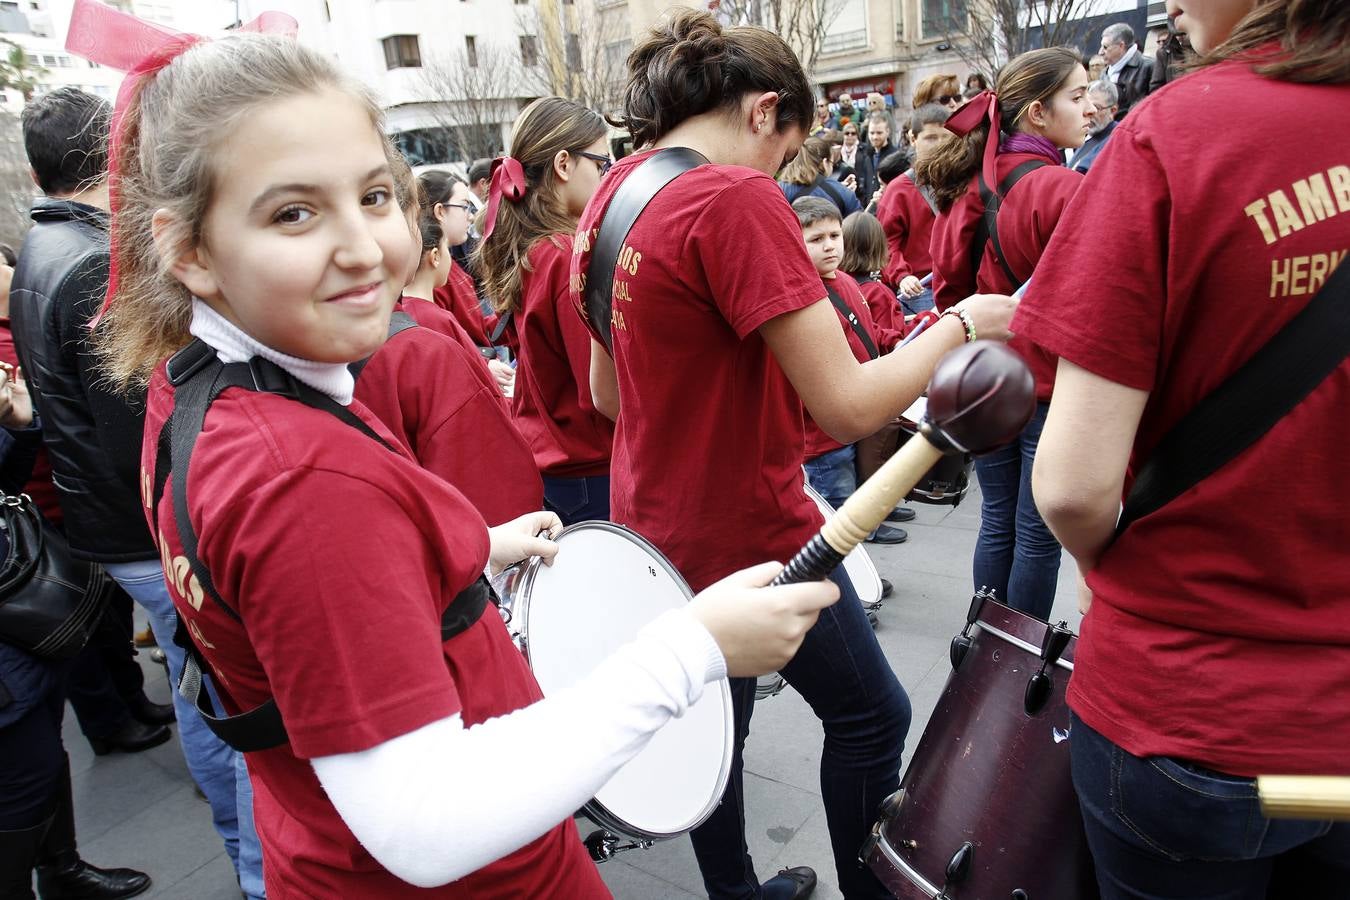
[583,829,653,863]
[950,588,993,670]
[857,820,882,865]
[1023,621,1073,716]
[940,841,975,891]
[879,788,906,821]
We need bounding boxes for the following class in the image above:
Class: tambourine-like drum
[862,594,1099,899]
[756,484,884,701]
[492,522,735,854]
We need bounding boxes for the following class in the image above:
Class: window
[519,34,539,67]
[603,39,631,72]
[465,35,478,67]
[565,33,581,69]
[381,34,422,69]
[820,0,867,55]
[922,0,967,38]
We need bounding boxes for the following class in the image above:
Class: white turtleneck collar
[188,298,356,405]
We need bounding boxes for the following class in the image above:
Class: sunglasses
[935,94,962,105]
[576,150,613,175]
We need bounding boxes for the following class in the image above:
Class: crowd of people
[0,0,1346,898]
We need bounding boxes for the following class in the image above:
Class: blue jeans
[689,567,911,899]
[971,401,1060,619]
[104,560,265,899]
[900,286,935,316]
[1071,714,1350,899]
[541,473,610,526]
[803,445,857,510]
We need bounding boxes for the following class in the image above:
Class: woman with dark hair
[777,136,861,216]
[1020,1,1350,895]
[574,9,1016,898]
[475,97,615,525]
[916,47,1094,621]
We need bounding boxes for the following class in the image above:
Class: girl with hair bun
[573,8,1016,898]
[475,96,615,525]
[91,22,838,897]
[916,47,1094,622]
[1020,0,1350,894]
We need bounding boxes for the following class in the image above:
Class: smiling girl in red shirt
[475,98,615,525]
[917,48,1093,621]
[84,23,839,897]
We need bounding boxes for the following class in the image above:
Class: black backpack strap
[1116,258,1350,536]
[970,160,1048,291]
[824,283,879,360]
[585,147,709,351]
[488,309,512,346]
[348,310,418,379]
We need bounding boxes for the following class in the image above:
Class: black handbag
[0,492,110,659]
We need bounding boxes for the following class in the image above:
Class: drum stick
[918,274,933,288]
[772,342,1036,586]
[1258,776,1350,821]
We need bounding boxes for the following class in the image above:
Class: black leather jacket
[9,198,154,562]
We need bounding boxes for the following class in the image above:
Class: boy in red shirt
[876,103,949,313]
[793,197,908,545]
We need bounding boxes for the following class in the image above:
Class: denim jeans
[541,473,610,526]
[971,401,1061,619]
[803,445,857,510]
[104,560,265,899]
[689,567,911,899]
[900,286,935,316]
[1070,714,1350,899]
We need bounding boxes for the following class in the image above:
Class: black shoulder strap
[488,309,512,346]
[824,283,879,360]
[1116,259,1350,536]
[585,147,709,351]
[348,310,418,379]
[970,160,1048,290]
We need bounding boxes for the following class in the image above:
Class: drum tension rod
[583,829,653,862]
[1023,622,1073,716]
[949,587,994,670]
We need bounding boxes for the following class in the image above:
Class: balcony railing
[821,27,869,54]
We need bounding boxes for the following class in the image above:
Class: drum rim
[974,619,1075,673]
[513,520,738,841]
[867,825,943,899]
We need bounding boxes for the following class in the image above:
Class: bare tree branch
[935,0,1110,77]
[711,0,849,76]
[0,111,34,248]
[525,0,632,114]
[414,41,531,164]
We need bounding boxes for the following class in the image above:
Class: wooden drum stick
[1258,776,1350,822]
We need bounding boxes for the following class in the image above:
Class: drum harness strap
[584,147,709,352]
[1116,257,1350,536]
[824,283,879,361]
[149,312,492,753]
[970,159,1047,291]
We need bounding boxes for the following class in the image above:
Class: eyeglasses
[439,202,473,214]
[935,94,962,105]
[576,150,613,175]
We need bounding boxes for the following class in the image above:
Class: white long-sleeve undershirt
[311,608,726,888]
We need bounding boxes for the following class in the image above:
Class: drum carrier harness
[151,312,494,752]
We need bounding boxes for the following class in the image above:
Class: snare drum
[493,522,735,848]
[862,596,1098,899]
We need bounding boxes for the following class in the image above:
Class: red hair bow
[944,89,1001,194]
[64,0,298,322]
[483,157,528,240]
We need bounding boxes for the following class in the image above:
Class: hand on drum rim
[487,511,564,574]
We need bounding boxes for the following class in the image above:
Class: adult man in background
[856,114,899,207]
[10,87,264,900]
[1072,81,1119,173]
[1100,22,1154,119]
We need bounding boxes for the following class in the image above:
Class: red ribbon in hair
[64,0,298,323]
[944,89,1001,194]
[482,156,528,240]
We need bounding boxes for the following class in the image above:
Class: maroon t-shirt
[141,367,605,897]
[877,175,937,288]
[570,152,825,591]
[804,273,885,460]
[508,235,613,479]
[1014,57,1350,776]
[851,274,907,348]
[432,261,491,348]
[354,303,544,526]
[931,150,1082,401]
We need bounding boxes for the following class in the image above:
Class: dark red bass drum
[862,593,1099,899]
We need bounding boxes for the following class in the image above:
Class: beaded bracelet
[941,307,977,343]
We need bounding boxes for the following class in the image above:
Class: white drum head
[517,522,734,839]
[803,483,883,606]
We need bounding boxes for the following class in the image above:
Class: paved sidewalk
[62,484,1082,898]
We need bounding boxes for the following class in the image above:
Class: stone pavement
[61,484,1083,899]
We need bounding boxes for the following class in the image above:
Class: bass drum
[492,522,735,846]
[861,597,1098,899]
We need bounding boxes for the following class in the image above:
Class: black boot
[0,817,49,899]
[125,692,175,727]
[33,757,151,900]
[86,718,170,757]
